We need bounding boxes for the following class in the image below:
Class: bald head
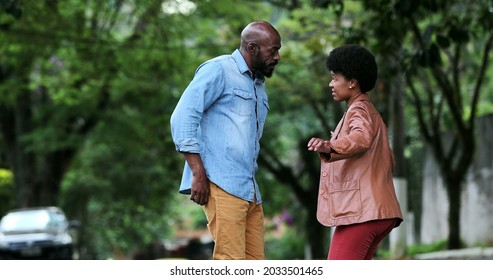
[239,21,281,78]
[240,21,280,51]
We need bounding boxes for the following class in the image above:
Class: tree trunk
[258,138,329,260]
[13,89,36,207]
[306,205,329,259]
[2,80,76,207]
[445,176,462,249]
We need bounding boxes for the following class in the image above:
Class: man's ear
[247,42,257,54]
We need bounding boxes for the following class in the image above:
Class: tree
[0,0,180,257]
[0,0,191,206]
[358,0,493,249]
[1,0,121,207]
[0,0,286,258]
[262,0,493,255]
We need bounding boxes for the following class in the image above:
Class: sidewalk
[413,247,493,260]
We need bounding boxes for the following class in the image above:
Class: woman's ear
[349,79,359,89]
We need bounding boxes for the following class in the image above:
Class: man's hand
[190,173,210,205]
[184,153,210,205]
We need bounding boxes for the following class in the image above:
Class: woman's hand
[307,138,332,154]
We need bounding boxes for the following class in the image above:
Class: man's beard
[259,61,277,78]
[255,52,277,78]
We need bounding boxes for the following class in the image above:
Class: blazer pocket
[329,180,362,219]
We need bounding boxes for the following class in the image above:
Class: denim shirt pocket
[329,179,362,219]
[231,88,255,117]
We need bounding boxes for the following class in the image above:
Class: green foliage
[0,168,12,186]
[265,226,305,260]
[0,0,22,19]
[0,168,13,216]
[406,240,448,256]
[167,192,208,232]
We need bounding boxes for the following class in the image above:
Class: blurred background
[0,0,492,260]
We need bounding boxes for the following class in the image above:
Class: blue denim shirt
[170,49,269,204]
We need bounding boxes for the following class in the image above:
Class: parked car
[0,206,78,260]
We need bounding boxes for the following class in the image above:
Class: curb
[413,247,493,260]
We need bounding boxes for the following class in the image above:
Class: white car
[0,207,77,259]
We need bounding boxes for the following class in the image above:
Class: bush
[0,169,13,216]
[406,240,448,256]
[265,226,305,260]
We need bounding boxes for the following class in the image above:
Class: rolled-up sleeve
[329,105,374,161]
[170,62,224,153]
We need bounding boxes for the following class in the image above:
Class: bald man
[171,21,281,260]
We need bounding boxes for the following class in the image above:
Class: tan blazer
[317,94,403,227]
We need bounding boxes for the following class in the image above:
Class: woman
[307,45,403,260]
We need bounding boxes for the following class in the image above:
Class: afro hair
[326,45,378,93]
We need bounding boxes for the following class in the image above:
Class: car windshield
[0,210,53,232]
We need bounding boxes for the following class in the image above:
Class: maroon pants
[328,219,399,260]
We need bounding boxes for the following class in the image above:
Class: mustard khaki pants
[203,182,265,260]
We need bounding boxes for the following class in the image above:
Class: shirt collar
[232,49,265,82]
